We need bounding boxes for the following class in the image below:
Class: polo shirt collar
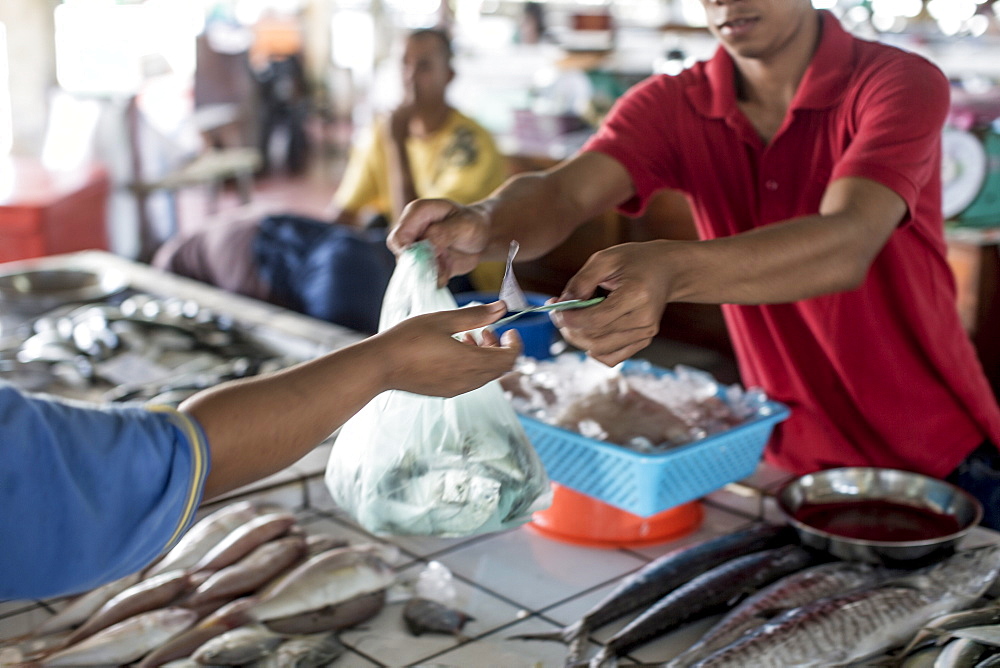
[687,10,854,119]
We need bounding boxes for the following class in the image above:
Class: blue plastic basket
[454,291,558,360]
[516,362,790,517]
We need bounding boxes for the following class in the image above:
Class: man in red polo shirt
[389,1,1000,527]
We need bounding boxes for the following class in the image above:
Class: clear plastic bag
[324,242,552,536]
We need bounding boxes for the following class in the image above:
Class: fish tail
[565,630,591,665]
[587,647,616,668]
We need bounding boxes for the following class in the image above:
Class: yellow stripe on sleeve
[148,406,210,552]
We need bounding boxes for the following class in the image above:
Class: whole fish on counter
[897,599,1000,659]
[512,522,794,663]
[933,635,996,667]
[585,544,819,668]
[30,572,143,637]
[10,501,394,668]
[303,534,350,557]
[250,545,396,622]
[61,570,192,646]
[690,545,1000,667]
[404,597,475,638]
[248,632,346,668]
[191,624,285,665]
[667,560,893,667]
[191,512,298,573]
[185,535,308,607]
[136,597,258,668]
[39,608,197,667]
[263,590,387,635]
[146,501,280,577]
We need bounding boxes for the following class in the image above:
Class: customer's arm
[182,301,519,500]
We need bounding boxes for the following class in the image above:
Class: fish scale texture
[695,587,948,667]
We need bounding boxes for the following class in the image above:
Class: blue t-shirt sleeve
[0,384,210,600]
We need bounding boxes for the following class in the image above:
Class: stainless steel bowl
[776,467,983,565]
[0,268,127,315]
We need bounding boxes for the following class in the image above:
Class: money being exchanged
[492,240,605,329]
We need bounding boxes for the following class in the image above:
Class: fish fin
[508,630,569,643]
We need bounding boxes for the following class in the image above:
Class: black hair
[524,2,547,33]
[409,28,453,62]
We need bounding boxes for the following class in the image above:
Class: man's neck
[729,11,821,143]
[411,104,452,137]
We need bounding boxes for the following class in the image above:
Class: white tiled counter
[2,252,998,667]
[0,449,808,667]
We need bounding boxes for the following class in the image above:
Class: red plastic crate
[0,158,110,263]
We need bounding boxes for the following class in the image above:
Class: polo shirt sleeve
[0,384,209,600]
[830,54,950,221]
[582,76,684,216]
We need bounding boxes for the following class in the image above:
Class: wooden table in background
[947,226,1000,399]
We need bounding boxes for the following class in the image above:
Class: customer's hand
[375,301,521,397]
[387,199,492,287]
[553,241,672,367]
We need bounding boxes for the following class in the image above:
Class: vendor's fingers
[558,323,656,365]
[589,339,654,367]
[559,250,625,301]
[420,211,487,255]
[387,198,458,254]
[435,248,481,287]
[553,293,652,335]
[422,223,488,285]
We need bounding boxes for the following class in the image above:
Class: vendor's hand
[553,241,672,367]
[387,199,491,287]
[377,301,521,397]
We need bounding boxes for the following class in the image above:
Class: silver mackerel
[692,545,1000,668]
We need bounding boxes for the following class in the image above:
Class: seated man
[154,28,506,332]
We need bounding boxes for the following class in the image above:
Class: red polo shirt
[583,11,1000,477]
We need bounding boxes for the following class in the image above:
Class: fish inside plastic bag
[324,242,552,537]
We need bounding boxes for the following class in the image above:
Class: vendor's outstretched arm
[556,176,908,366]
[182,302,520,500]
[388,151,635,284]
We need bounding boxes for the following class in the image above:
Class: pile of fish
[509,523,1000,667]
[0,501,398,667]
[0,294,293,405]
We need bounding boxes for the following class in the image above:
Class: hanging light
[871,0,923,19]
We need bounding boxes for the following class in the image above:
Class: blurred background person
[154,28,506,333]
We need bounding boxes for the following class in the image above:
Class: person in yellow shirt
[154,28,505,331]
